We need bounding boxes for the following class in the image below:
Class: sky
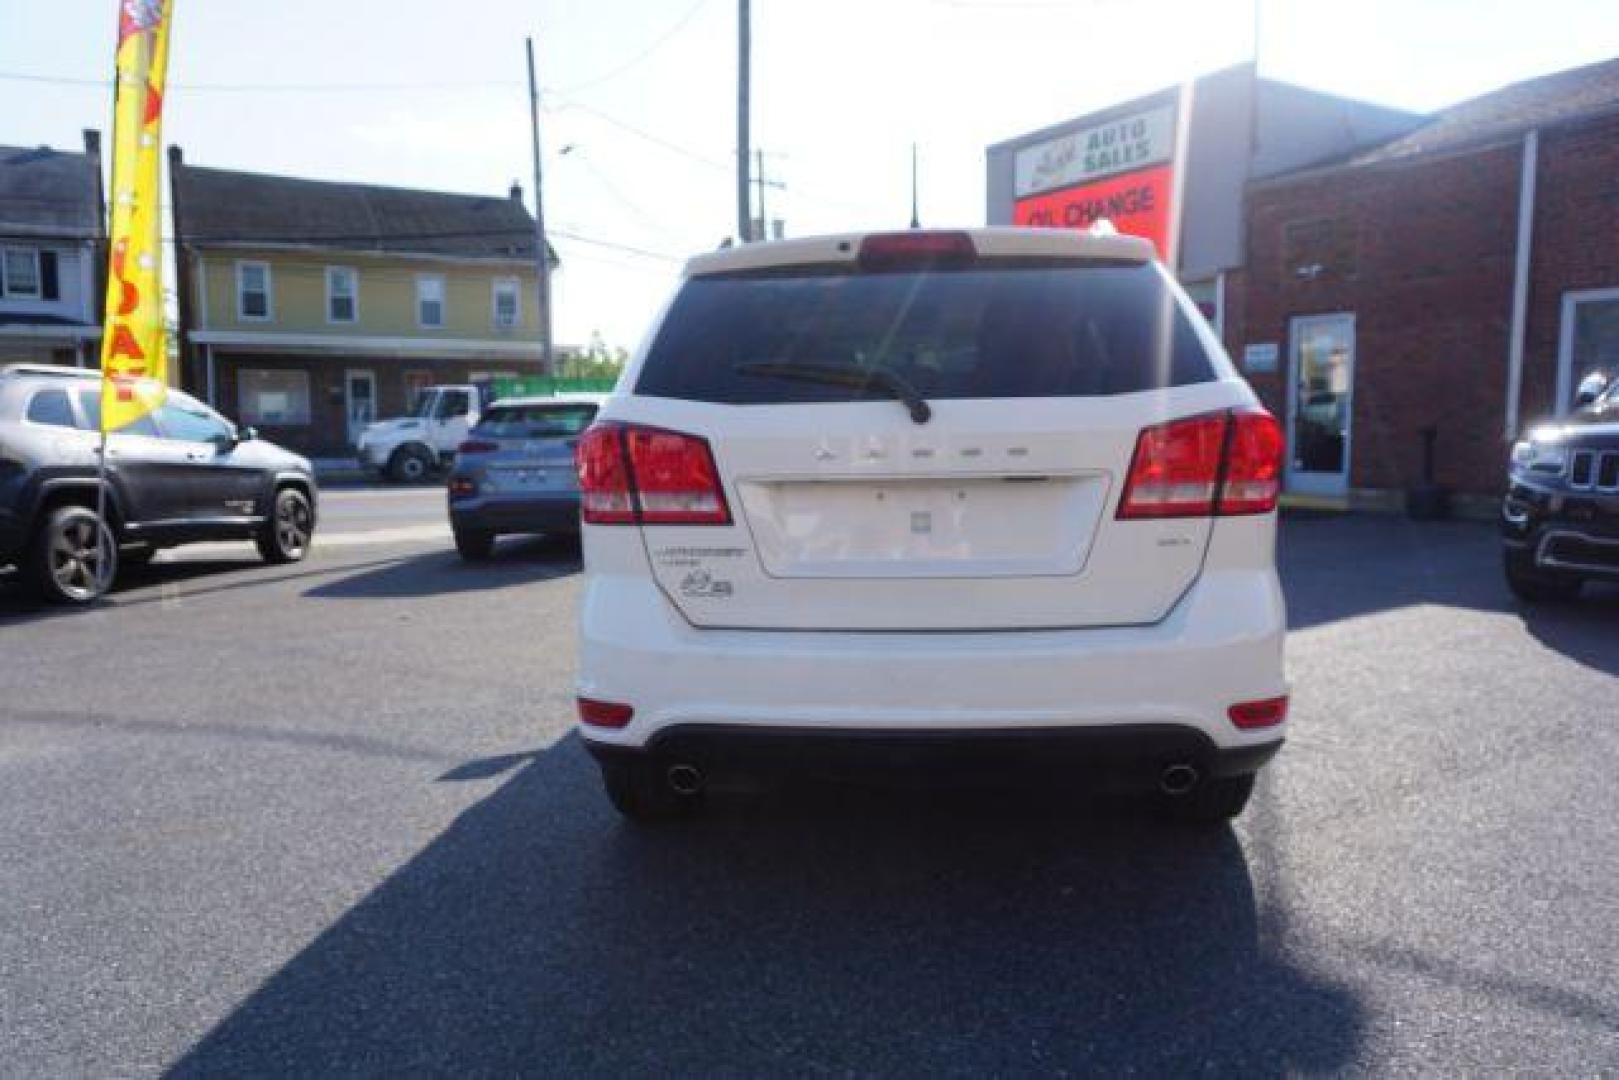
[3,0,1617,350]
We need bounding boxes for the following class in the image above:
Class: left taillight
[576,421,731,526]
[1117,407,1283,519]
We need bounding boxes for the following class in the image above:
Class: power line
[0,69,518,94]
[549,229,683,262]
[552,0,712,94]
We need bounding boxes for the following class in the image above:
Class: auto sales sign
[1012,103,1176,257]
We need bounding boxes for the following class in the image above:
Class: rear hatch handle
[732,360,932,424]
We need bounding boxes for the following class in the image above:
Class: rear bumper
[576,557,1288,755]
[586,724,1282,790]
[450,493,580,534]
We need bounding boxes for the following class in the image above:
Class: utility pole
[525,36,555,373]
[909,143,920,229]
[736,0,751,242]
[755,148,767,239]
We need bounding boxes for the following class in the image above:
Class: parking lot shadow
[305,536,582,600]
[172,738,1363,1076]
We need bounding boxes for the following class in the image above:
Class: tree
[557,330,627,381]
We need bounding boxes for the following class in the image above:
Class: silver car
[446,396,601,560]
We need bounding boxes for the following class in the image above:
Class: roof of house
[173,160,554,262]
[0,143,102,239]
[1349,55,1619,166]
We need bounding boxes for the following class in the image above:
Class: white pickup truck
[355,384,482,482]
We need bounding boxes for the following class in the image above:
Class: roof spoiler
[0,363,100,380]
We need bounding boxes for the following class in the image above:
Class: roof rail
[0,363,100,380]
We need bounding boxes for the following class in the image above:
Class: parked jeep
[0,364,318,604]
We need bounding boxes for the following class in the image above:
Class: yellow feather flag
[99,0,175,433]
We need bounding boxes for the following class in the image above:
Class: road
[2,491,1616,1075]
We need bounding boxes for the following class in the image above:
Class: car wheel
[453,526,496,561]
[1503,549,1582,602]
[598,757,704,823]
[257,487,314,564]
[388,445,433,484]
[1159,773,1255,825]
[29,505,117,605]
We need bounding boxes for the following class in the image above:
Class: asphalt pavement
[1,492,1616,1075]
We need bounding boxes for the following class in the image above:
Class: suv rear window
[474,403,597,438]
[635,262,1216,403]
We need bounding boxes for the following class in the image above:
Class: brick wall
[1521,112,1619,424]
[210,354,543,456]
[1234,142,1523,496]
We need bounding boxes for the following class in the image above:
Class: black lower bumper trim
[585,724,1283,791]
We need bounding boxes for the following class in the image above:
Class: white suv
[574,228,1288,823]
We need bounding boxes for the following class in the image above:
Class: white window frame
[1556,286,1619,415]
[236,260,273,322]
[325,266,359,325]
[2,246,42,299]
[236,368,311,426]
[416,274,446,329]
[492,277,521,329]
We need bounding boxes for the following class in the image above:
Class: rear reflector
[858,230,976,270]
[576,421,731,526]
[577,697,635,728]
[1217,409,1284,515]
[1117,407,1284,519]
[448,477,477,498]
[457,439,498,455]
[1228,695,1289,729]
[1117,413,1227,518]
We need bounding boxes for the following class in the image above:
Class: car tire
[598,757,704,823]
[453,526,496,561]
[29,505,117,605]
[257,487,314,564]
[1159,772,1256,825]
[1503,549,1582,602]
[388,445,434,484]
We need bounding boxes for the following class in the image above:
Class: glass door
[1286,314,1356,497]
[344,369,377,448]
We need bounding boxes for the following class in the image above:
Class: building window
[237,368,310,425]
[237,261,272,320]
[417,275,445,328]
[2,247,41,298]
[492,278,520,329]
[326,266,358,323]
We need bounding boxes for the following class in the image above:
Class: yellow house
[170,149,556,454]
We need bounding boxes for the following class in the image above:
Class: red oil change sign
[1013,163,1174,258]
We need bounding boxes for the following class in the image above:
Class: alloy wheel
[48,517,114,602]
[275,494,313,558]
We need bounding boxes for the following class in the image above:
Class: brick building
[1233,58,1619,509]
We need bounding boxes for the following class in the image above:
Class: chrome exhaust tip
[1160,763,1200,796]
[666,763,704,796]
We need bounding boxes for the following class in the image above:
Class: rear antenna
[909,142,921,229]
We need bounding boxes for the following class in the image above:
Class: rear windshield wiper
[732,361,932,424]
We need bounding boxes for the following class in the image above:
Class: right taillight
[1117,407,1283,519]
[1217,408,1284,515]
[576,421,731,526]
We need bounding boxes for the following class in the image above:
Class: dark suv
[1501,371,1619,600]
[0,364,318,604]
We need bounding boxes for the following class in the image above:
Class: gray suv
[0,364,318,604]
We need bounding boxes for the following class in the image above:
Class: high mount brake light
[857,231,977,270]
[1117,408,1283,519]
[576,421,731,526]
